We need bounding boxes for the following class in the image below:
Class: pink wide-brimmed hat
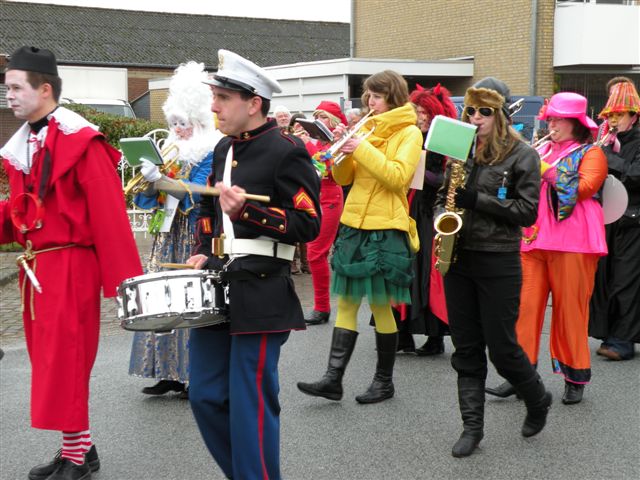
[538,92,598,132]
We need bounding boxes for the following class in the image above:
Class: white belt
[223,238,295,261]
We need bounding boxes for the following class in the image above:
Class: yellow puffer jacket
[333,103,422,250]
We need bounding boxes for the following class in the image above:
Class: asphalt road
[1,303,639,479]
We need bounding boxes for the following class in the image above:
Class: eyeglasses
[545,116,569,123]
[464,106,495,117]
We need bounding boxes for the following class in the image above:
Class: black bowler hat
[7,46,58,76]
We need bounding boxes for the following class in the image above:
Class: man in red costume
[1,46,142,480]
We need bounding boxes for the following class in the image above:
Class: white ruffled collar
[0,107,98,173]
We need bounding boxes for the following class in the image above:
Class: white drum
[117,270,228,332]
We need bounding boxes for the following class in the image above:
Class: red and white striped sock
[61,430,92,465]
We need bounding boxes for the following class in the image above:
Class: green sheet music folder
[424,115,477,161]
[119,137,165,167]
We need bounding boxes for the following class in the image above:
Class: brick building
[352,0,639,114]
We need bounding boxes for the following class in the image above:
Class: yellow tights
[334,296,398,334]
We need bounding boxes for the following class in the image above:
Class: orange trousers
[516,250,599,384]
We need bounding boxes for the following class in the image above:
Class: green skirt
[331,225,414,305]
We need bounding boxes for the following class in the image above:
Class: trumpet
[596,125,618,147]
[123,143,180,196]
[532,130,557,149]
[329,110,376,166]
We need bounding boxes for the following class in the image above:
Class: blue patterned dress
[128,152,213,383]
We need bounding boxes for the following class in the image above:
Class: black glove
[454,187,478,210]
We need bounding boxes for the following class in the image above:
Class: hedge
[64,103,167,149]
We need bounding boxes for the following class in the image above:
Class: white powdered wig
[163,61,221,165]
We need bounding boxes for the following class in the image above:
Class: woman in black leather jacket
[435,77,551,458]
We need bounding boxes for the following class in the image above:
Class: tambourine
[10,192,45,233]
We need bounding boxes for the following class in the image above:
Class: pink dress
[521,140,607,256]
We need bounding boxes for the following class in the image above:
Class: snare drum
[117,270,229,332]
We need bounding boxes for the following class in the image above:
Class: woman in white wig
[128,61,223,397]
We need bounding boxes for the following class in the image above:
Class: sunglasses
[464,106,495,117]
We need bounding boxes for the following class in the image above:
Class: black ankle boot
[355,332,398,404]
[452,377,484,458]
[304,310,330,325]
[562,381,584,405]
[515,375,552,437]
[297,328,358,401]
[396,331,415,353]
[485,380,518,398]
[29,446,100,480]
[141,380,185,395]
[415,336,445,356]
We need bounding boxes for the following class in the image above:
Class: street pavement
[1,246,639,480]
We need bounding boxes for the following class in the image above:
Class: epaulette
[279,128,298,146]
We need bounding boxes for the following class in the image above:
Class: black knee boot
[297,327,358,401]
[515,374,552,437]
[355,332,398,404]
[452,377,485,458]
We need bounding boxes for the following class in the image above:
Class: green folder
[119,137,165,167]
[424,115,477,161]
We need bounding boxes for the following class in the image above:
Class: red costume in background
[0,108,142,431]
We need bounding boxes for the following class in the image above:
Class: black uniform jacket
[195,119,321,334]
[435,141,541,252]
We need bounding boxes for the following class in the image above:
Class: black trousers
[590,221,640,343]
[444,250,536,384]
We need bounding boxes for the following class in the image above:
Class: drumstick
[158,262,196,269]
[162,182,271,203]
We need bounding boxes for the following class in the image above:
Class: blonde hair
[361,70,409,112]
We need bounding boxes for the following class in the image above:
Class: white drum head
[602,175,629,225]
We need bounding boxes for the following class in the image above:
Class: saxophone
[433,159,466,275]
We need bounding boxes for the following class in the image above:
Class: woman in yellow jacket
[297,70,422,404]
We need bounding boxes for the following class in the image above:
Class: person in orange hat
[590,79,640,361]
[303,101,347,325]
[487,92,608,405]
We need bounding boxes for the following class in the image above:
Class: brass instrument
[532,130,557,149]
[123,143,180,196]
[596,125,618,147]
[433,159,467,275]
[330,110,376,166]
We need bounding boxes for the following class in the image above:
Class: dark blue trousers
[189,328,289,480]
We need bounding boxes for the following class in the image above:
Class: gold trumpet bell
[123,143,180,196]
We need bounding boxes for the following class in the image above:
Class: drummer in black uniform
[187,49,321,480]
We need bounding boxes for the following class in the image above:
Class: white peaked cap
[204,49,282,100]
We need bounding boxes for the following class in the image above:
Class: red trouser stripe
[255,334,269,480]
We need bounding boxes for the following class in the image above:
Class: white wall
[58,65,128,100]
[271,75,347,116]
[554,3,640,67]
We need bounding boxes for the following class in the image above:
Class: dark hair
[239,90,270,117]
[25,71,62,102]
[606,76,635,94]
[361,70,409,112]
[568,118,593,144]
[289,112,306,126]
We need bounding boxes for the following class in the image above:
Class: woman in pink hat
[486,92,608,405]
[303,101,347,325]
